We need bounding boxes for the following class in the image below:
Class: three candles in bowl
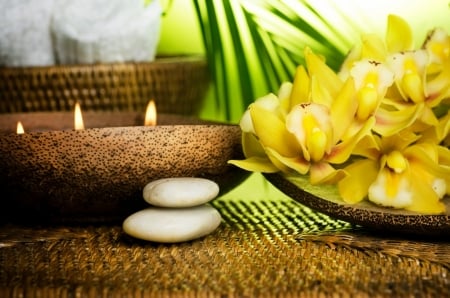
[0,101,247,223]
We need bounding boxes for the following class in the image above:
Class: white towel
[51,0,162,64]
[0,0,55,66]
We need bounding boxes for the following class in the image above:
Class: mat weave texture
[0,198,449,297]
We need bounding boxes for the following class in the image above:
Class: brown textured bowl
[0,112,248,223]
[264,173,450,236]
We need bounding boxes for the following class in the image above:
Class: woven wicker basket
[0,56,209,115]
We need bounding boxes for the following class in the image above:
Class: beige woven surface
[0,197,449,297]
[0,56,209,115]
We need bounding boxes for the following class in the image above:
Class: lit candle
[74,102,85,130]
[144,100,157,126]
[16,121,25,134]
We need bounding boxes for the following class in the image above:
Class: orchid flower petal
[239,93,281,134]
[241,132,266,158]
[351,134,381,160]
[349,60,394,121]
[436,110,450,143]
[309,162,347,185]
[387,50,429,102]
[250,105,300,157]
[277,82,293,114]
[310,76,334,107]
[426,59,450,106]
[437,143,450,167]
[265,147,310,175]
[330,78,358,143]
[360,34,387,61]
[379,131,420,152]
[286,103,333,162]
[404,144,450,178]
[338,159,378,204]
[368,168,413,208]
[228,157,280,173]
[420,111,450,143]
[327,116,376,164]
[374,103,424,136]
[338,43,362,80]
[304,47,343,98]
[419,106,439,127]
[386,14,413,52]
[423,28,450,66]
[289,65,311,108]
[407,165,446,214]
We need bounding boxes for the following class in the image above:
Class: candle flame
[16,121,25,134]
[144,100,157,126]
[74,102,85,130]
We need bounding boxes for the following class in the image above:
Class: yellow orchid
[338,14,412,79]
[338,132,449,214]
[423,28,450,72]
[229,48,375,185]
[230,84,306,174]
[229,15,449,215]
[349,59,394,121]
[387,50,428,104]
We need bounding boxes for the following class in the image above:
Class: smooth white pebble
[122,204,222,243]
[143,177,220,207]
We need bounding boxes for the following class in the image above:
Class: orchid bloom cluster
[229,15,450,214]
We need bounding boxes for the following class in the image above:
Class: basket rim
[0,54,207,70]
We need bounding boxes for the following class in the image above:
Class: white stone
[122,205,222,243]
[143,177,220,208]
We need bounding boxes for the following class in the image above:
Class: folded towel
[51,0,162,64]
[0,0,55,66]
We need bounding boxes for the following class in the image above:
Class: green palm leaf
[193,0,356,122]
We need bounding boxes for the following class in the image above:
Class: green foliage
[193,0,351,122]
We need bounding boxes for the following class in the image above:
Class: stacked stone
[123,178,222,243]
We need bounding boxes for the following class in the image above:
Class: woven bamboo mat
[0,197,449,297]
